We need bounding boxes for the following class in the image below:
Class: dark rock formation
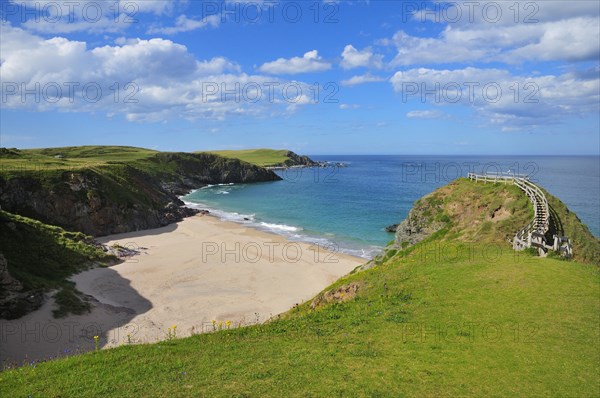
[0,253,44,319]
[385,224,398,233]
[394,209,445,248]
[283,151,317,167]
[0,152,280,237]
[0,254,21,297]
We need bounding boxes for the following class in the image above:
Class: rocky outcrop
[283,151,317,167]
[394,208,446,248]
[0,152,280,236]
[385,224,398,233]
[310,283,361,309]
[0,253,44,319]
[0,254,21,298]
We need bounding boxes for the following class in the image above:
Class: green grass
[1,146,279,235]
[1,146,295,175]
[3,239,598,397]
[398,178,599,265]
[52,282,92,318]
[2,172,598,397]
[0,146,158,177]
[203,149,293,167]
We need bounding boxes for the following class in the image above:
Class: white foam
[259,222,301,232]
[200,183,234,190]
[181,195,378,260]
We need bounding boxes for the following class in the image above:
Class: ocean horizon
[183,155,600,259]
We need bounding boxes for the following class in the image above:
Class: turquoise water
[183,156,600,258]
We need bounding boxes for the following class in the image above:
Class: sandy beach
[0,214,363,365]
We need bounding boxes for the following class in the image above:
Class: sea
[183,156,600,259]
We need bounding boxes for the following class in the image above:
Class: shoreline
[0,214,363,366]
[181,198,382,260]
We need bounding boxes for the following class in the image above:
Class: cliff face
[0,152,280,236]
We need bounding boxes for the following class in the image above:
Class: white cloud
[7,0,182,33]
[91,38,199,81]
[406,110,447,119]
[409,0,599,27]
[15,0,132,34]
[339,104,361,110]
[341,73,385,87]
[507,18,600,62]
[147,14,220,35]
[390,67,600,130]
[195,57,241,74]
[258,50,331,75]
[340,44,383,69]
[389,16,599,66]
[11,0,175,15]
[121,0,174,15]
[21,18,130,34]
[0,22,317,122]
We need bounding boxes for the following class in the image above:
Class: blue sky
[1,0,599,155]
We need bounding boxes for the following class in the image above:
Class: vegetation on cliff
[0,146,281,319]
[203,148,316,168]
[0,210,115,319]
[3,179,598,397]
[373,178,599,266]
[0,146,280,236]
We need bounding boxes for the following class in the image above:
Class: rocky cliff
[0,151,280,236]
[282,151,317,167]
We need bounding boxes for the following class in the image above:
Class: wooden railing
[467,172,572,258]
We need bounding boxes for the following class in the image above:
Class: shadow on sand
[96,222,181,243]
[0,266,152,367]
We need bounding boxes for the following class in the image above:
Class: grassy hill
[375,178,599,266]
[203,149,315,168]
[3,179,598,397]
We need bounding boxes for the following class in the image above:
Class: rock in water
[385,224,399,233]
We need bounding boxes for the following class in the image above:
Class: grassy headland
[0,146,158,177]
[2,179,598,397]
[203,148,315,168]
[0,146,280,236]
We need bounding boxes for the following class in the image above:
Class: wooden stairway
[467,172,572,258]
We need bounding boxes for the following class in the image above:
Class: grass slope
[3,180,599,397]
[203,149,293,167]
